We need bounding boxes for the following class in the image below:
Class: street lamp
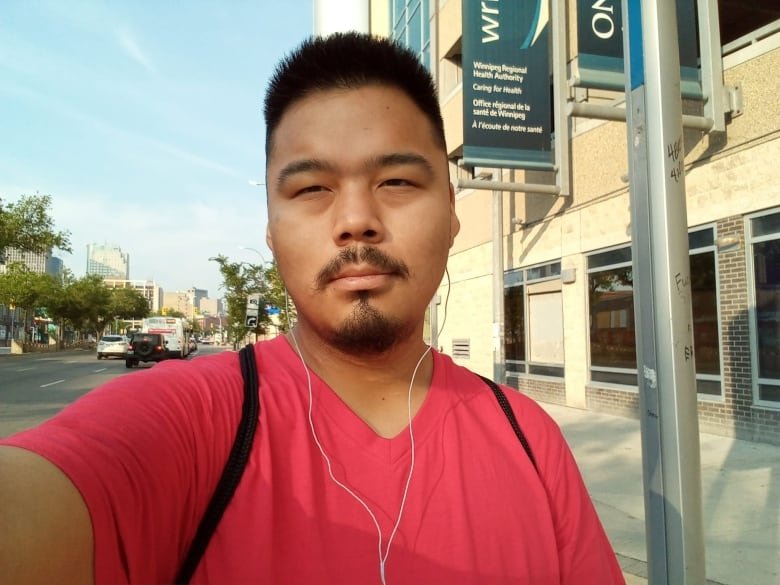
[237,245,270,265]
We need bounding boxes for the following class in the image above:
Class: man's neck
[285,326,434,438]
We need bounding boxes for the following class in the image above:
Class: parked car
[96,335,128,360]
[125,332,167,368]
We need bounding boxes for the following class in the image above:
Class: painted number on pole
[667,134,684,183]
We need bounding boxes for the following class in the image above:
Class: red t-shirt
[2,337,624,585]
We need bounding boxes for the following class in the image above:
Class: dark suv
[126,333,167,368]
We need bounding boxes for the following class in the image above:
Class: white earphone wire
[290,328,431,585]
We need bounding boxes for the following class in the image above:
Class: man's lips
[314,246,410,291]
[331,266,392,280]
[328,266,396,290]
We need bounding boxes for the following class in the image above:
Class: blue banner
[462,0,554,170]
[575,0,701,98]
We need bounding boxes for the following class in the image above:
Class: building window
[689,227,722,397]
[719,4,780,47]
[747,209,780,405]
[504,261,563,378]
[390,0,431,70]
[505,276,525,373]
[587,246,637,386]
[587,233,723,394]
[440,52,463,100]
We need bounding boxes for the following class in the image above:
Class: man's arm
[0,446,94,585]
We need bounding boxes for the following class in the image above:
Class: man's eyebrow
[274,152,436,189]
[365,152,436,177]
[276,159,336,189]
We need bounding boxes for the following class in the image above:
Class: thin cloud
[115,29,157,73]
[153,141,244,179]
[2,81,243,180]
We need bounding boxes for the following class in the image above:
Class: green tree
[109,288,150,323]
[49,275,112,339]
[210,255,270,345]
[264,261,295,332]
[0,193,72,256]
[0,263,59,341]
[158,309,187,318]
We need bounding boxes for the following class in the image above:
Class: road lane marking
[40,379,65,388]
[17,367,34,372]
[94,368,107,373]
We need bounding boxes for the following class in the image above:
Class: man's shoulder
[436,351,563,435]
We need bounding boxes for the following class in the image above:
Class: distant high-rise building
[1,247,62,277]
[86,243,129,279]
[199,297,224,316]
[103,279,163,313]
[46,256,64,278]
[187,287,208,312]
[163,291,194,318]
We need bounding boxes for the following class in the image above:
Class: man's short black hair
[264,32,446,158]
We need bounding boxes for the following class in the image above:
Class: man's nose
[331,187,385,246]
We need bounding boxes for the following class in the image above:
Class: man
[0,33,625,585]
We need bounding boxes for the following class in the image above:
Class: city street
[0,345,225,438]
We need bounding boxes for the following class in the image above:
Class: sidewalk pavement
[539,402,780,585]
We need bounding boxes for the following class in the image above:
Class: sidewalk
[540,402,780,585]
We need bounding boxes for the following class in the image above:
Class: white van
[141,317,192,359]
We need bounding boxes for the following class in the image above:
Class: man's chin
[327,299,404,355]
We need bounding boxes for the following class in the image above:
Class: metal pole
[551,0,570,196]
[492,170,505,383]
[623,0,706,583]
[458,178,560,195]
[567,101,715,131]
[698,0,726,133]
[429,294,440,350]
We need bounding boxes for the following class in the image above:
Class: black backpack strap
[478,374,538,473]
[175,343,261,584]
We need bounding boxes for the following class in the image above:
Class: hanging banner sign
[462,0,554,170]
[575,0,701,98]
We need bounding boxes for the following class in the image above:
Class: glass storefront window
[690,228,722,396]
[503,262,563,378]
[588,264,636,370]
[587,233,722,394]
[749,210,780,404]
[505,284,525,366]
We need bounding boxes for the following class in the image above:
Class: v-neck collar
[277,339,449,465]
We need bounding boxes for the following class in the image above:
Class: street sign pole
[623,0,706,582]
[245,293,261,329]
[492,171,506,384]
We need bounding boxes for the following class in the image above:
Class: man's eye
[297,185,328,195]
[381,178,412,187]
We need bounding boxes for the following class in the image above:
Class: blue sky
[0,0,313,299]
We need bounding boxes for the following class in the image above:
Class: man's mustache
[315,246,410,290]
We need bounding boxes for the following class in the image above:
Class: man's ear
[448,182,460,247]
